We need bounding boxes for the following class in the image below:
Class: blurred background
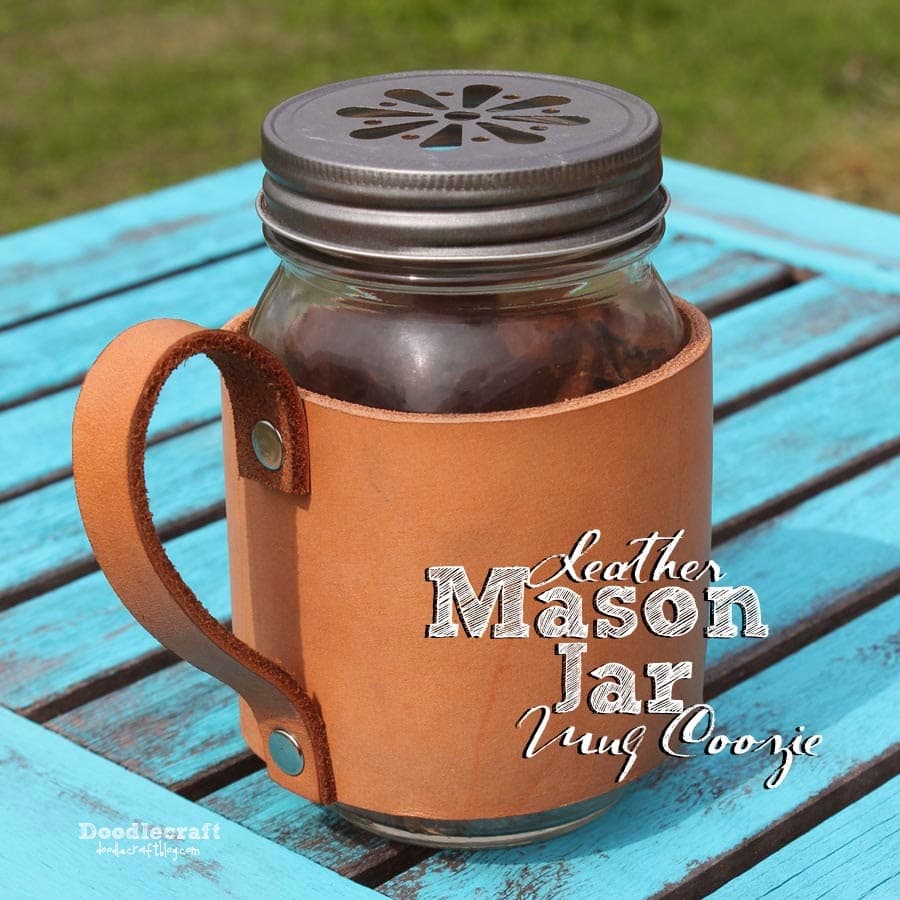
[3,0,899,234]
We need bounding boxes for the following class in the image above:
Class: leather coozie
[73,297,711,822]
[223,298,712,820]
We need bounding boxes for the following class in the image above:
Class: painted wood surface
[201,769,400,880]
[1,157,897,897]
[0,418,225,600]
[0,162,262,328]
[45,662,403,877]
[0,246,274,406]
[711,277,900,410]
[664,158,900,291]
[706,454,900,675]
[0,520,230,713]
[49,663,247,789]
[708,775,900,899]
[0,706,375,899]
[0,368,215,501]
[711,335,900,529]
[382,595,900,899]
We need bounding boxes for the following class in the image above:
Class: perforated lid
[258,70,668,262]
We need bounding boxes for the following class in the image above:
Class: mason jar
[243,70,693,845]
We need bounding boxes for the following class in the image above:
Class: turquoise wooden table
[1,159,898,899]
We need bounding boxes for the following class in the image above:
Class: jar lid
[259,70,668,262]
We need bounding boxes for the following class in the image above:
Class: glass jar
[246,69,688,845]
[249,227,683,413]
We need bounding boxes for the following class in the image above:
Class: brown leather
[222,298,713,819]
[73,299,711,819]
[72,320,335,804]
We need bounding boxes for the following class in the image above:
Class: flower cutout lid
[259,70,668,262]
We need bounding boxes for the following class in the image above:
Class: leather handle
[72,319,335,804]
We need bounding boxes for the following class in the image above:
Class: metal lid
[259,70,668,262]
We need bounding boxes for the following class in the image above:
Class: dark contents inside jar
[278,291,684,414]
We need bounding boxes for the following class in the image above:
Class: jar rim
[261,219,667,293]
[257,187,669,267]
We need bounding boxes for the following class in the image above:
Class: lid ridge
[260,69,666,262]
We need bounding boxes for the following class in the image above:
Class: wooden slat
[713,277,900,415]
[0,419,225,602]
[707,776,900,899]
[48,664,246,790]
[0,246,275,407]
[662,240,792,309]
[0,162,263,329]
[27,453,898,884]
[706,455,900,685]
[0,707,375,898]
[666,248,792,313]
[665,158,900,291]
[711,335,900,530]
[0,521,229,714]
[200,769,409,881]
[0,359,220,501]
[381,596,900,899]
[46,667,402,878]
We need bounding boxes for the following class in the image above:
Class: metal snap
[268,729,304,776]
[251,420,284,471]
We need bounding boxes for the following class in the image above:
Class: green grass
[3,0,899,233]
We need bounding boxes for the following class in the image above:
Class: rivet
[251,420,283,471]
[268,729,305,776]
